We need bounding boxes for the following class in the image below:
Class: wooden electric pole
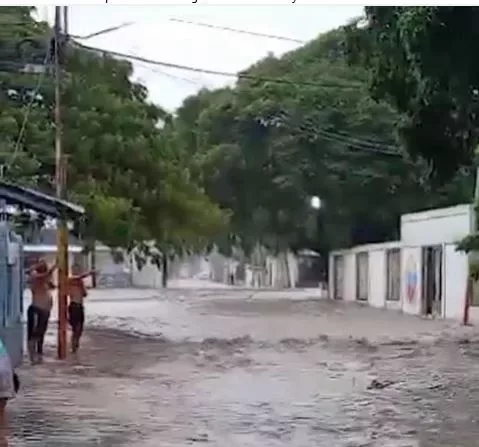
[54,6,69,360]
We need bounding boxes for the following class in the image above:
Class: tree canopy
[346,7,479,182]
[167,26,472,257]
[1,6,475,264]
[0,6,227,256]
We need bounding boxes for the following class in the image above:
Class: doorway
[386,248,401,302]
[421,245,443,317]
[356,252,369,301]
[333,255,344,300]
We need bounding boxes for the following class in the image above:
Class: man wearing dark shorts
[68,264,94,354]
[27,260,57,364]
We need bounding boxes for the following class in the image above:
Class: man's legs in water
[68,303,84,354]
[26,305,38,364]
[71,327,80,354]
[35,311,50,363]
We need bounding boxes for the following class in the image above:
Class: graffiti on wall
[405,255,418,303]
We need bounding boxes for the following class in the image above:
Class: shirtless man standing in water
[68,264,95,354]
[27,259,57,364]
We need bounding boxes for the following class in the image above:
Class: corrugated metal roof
[0,180,85,219]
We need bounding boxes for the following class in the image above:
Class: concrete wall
[368,249,386,309]
[401,204,474,245]
[244,252,298,288]
[401,204,473,321]
[444,243,469,321]
[209,247,300,289]
[127,254,210,289]
[25,243,305,290]
[329,204,473,323]
[330,241,468,320]
[330,241,401,304]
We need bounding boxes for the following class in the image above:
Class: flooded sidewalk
[10,288,479,446]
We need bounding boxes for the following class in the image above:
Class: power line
[328,128,397,148]
[5,51,50,174]
[169,18,307,44]
[2,17,306,45]
[281,115,402,157]
[305,126,399,154]
[313,130,401,157]
[127,60,400,155]
[76,42,363,90]
[302,126,401,157]
[136,62,207,87]
[0,31,398,160]
[268,110,402,156]
[0,21,133,40]
[70,22,135,40]
[3,19,359,90]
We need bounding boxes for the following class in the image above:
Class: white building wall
[368,250,385,308]
[286,251,298,288]
[444,244,469,320]
[401,205,473,321]
[330,242,401,306]
[209,248,299,289]
[332,242,468,321]
[87,244,301,290]
[130,259,162,288]
[329,204,473,323]
[401,204,474,245]
[128,254,211,289]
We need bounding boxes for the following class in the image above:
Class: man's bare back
[68,277,87,304]
[28,260,56,311]
[68,265,95,354]
[26,260,57,363]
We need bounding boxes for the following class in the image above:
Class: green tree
[0,6,227,280]
[345,6,479,182]
[170,27,468,260]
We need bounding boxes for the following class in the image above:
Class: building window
[356,252,369,301]
[333,255,344,299]
[386,248,401,301]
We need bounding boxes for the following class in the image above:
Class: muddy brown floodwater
[9,289,479,446]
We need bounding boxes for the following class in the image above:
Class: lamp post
[309,195,326,288]
[310,196,322,211]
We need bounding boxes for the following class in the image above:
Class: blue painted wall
[0,221,24,368]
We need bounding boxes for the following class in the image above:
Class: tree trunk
[161,256,168,288]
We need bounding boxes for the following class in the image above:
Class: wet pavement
[10,285,479,446]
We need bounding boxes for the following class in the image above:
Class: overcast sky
[37,5,363,111]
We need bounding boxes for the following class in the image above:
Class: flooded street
[10,286,479,446]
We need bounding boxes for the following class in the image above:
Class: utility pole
[54,6,69,359]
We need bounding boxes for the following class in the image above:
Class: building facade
[329,204,475,322]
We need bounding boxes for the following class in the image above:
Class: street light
[310,196,322,210]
